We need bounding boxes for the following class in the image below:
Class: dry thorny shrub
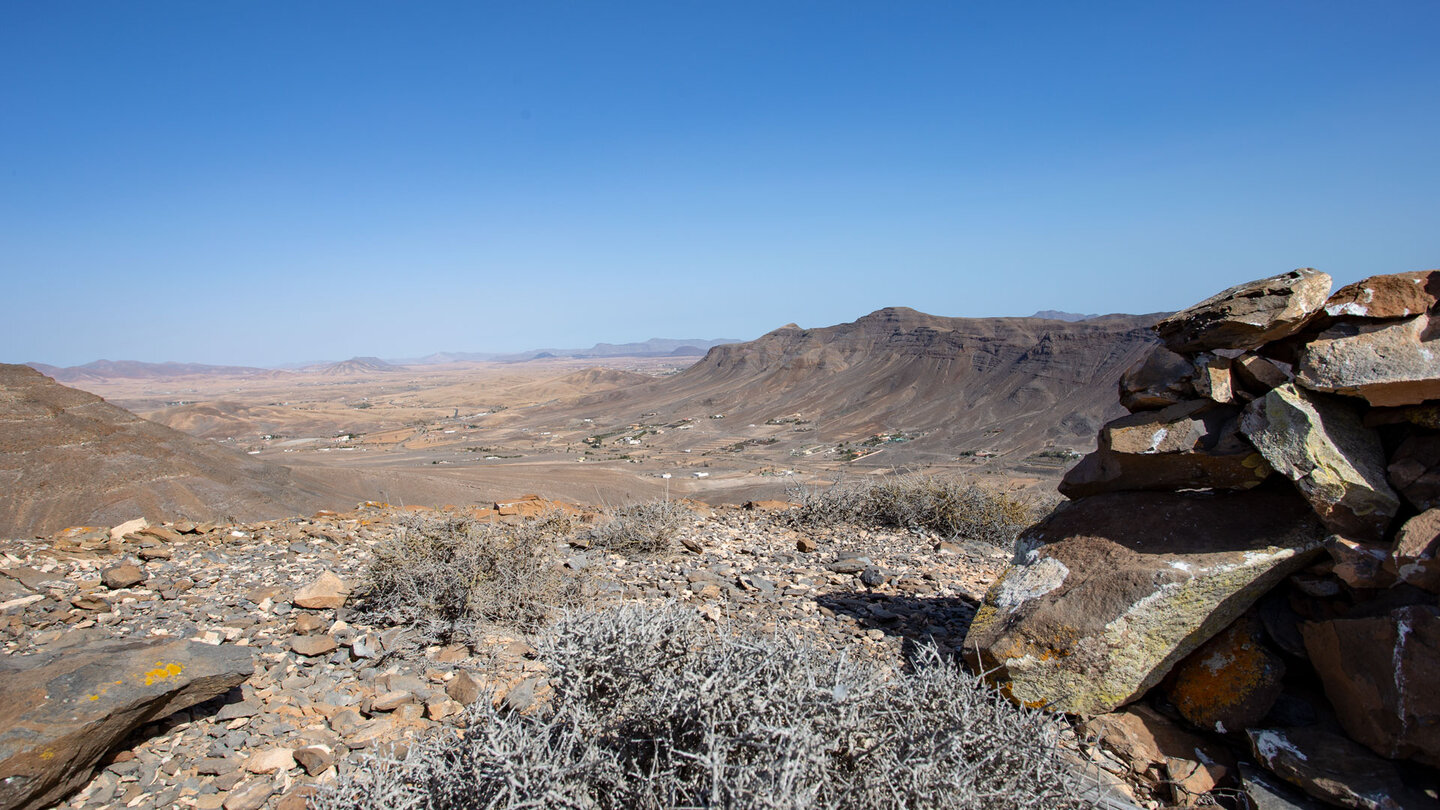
[358,511,589,643]
[583,499,692,556]
[784,473,1038,547]
[315,602,1102,810]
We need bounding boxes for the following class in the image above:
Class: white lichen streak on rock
[1393,609,1413,751]
[1252,729,1307,762]
[993,555,1070,608]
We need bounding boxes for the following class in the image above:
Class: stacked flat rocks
[964,268,1440,808]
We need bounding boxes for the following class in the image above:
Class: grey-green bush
[358,511,587,643]
[785,474,1035,546]
[584,500,691,555]
[314,603,1101,810]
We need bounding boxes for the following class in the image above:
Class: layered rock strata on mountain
[966,267,1440,806]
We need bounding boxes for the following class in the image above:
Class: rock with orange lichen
[0,638,253,810]
[1163,616,1285,734]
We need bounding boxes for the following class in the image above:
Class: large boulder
[1296,313,1440,407]
[1240,384,1400,542]
[1322,270,1439,321]
[1154,268,1332,353]
[962,490,1324,717]
[1059,401,1271,498]
[1302,605,1440,769]
[0,638,254,810]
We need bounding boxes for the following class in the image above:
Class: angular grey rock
[1060,400,1271,498]
[1155,268,1332,353]
[1118,346,1196,411]
[0,638,254,810]
[1241,384,1400,542]
[1296,313,1440,407]
[962,490,1324,717]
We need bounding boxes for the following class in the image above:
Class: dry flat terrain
[15,307,1162,535]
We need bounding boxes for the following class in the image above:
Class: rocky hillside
[0,364,337,536]
[555,307,1165,461]
[965,268,1440,808]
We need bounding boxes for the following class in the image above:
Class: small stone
[1119,346,1197,411]
[371,690,415,712]
[1393,510,1440,591]
[859,567,888,588]
[292,745,334,777]
[290,635,338,657]
[1390,434,1440,512]
[426,697,464,721]
[293,613,327,635]
[101,563,145,590]
[1163,616,1285,734]
[446,672,484,706]
[243,747,295,774]
[222,779,275,810]
[796,537,818,553]
[292,571,350,610]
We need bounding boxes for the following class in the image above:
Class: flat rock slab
[1060,401,1271,498]
[0,638,254,810]
[1322,270,1440,321]
[1154,268,1332,353]
[1241,384,1400,542]
[1247,726,1440,810]
[1302,605,1440,769]
[1297,313,1440,407]
[962,490,1324,717]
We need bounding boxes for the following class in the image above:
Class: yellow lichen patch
[87,695,99,701]
[40,750,55,760]
[141,662,184,685]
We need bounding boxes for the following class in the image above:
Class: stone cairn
[963,268,1440,808]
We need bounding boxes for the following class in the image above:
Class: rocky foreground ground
[1,499,1067,810]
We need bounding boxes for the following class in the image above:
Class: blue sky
[3,2,1437,367]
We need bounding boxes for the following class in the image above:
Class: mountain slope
[537,307,1164,463]
[0,364,337,536]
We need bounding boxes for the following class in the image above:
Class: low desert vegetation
[358,512,589,643]
[315,603,1099,810]
[784,473,1036,546]
[583,499,692,555]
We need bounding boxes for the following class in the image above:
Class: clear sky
[3,2,1437,367]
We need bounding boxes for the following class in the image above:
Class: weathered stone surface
[1325,536,1395,589]
[1239,762,1327,810]
[292,570,349,610]
[1392,509,1440,590]
[1390,434,1440,511]
[1297,313,1440,407]
[962,490,1324,716]
[1247,726,1439,810]
[1155,269,1332,353]
[1082,703,1233,801]
[100,563,144,590]
[1193,354,1234,404]
[0,638,254,810]
[1233,354,1292,395]
[290,634,338,657]
[1302,605,1440,768]
[242,747,295,774]
[1060,401,1271,498]
[1322,270,1440,321]
[1163,616,1285,734]
[1241,384,1400,542]
[1367,403,1440,431]
[1118,347,1196,411]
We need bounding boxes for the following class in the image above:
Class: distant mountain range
[1030,310,1101,322]
[402,337,745,365]
[25,360,277,383]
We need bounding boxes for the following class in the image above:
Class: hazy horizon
[5,2,1437,367]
